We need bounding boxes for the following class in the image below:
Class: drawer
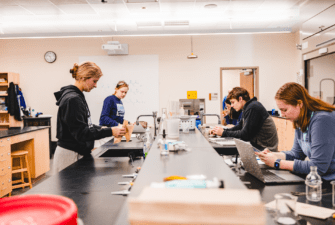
[0,159,11,177]
[0,173,12,193]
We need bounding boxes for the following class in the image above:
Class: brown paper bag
[113,120,134,143]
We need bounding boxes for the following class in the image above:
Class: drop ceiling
[0,0,332,38]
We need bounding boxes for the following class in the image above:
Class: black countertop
[0,126,49,138]
[22,129,334,225]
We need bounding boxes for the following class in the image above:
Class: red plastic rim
[0,194,78,225]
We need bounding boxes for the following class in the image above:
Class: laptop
[234,139,305,184]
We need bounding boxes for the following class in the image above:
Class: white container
[179,115,197,131]
[166,118,180,138]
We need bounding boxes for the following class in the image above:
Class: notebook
[234,139,305,184]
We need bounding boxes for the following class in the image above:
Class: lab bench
[22,129,333,225]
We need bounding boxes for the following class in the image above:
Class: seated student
[256,82,335,180]
[212,87,278,152]
[222,99,242,127]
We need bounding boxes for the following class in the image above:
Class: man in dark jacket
[213,87,278,152]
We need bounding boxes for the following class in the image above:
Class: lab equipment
[179,98,205,117]
[274,193,298,225]
[160,129,169,156]
[166,118,180,138]
[305,166,322,202]
[331,181,335,207]
[179,115,197,131]
[136,111,157,137]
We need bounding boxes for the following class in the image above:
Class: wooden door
[240,71,254,98]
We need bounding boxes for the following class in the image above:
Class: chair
[11,150,32,190]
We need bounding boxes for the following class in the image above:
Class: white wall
[0,32,300,141]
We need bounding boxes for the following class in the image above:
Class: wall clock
[44,51,57,63]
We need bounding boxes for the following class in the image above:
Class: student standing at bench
[53,62,126,172]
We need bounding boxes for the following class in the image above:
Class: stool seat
[11,150,32,190]
[11,150,29,157]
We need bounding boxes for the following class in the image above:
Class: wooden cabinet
[0,72,23,130]
[272,117,295,152]
[0,137,12,197]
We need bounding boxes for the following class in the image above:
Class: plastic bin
[179,115,198,131]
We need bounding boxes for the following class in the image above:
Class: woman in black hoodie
[53,61,126,172]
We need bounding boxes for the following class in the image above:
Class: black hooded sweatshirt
[54,85,113,156]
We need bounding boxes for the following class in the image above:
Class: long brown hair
[275,82,335,132]
[114,80,129,95]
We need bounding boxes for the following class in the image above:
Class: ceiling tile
[12,0,54,6]
[0,5,33,16]
[0,0,16,6]
[90,3,129,14]
[126,2,160,14]
[49,0,88,5]
[23,5,65,15]
[56,4,98,14]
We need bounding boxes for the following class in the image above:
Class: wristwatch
[274,159,281,170]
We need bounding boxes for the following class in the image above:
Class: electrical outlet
[187,91,197,99]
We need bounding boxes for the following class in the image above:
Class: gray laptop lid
[234,139,305,184]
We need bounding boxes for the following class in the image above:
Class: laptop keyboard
[262,170,285,181]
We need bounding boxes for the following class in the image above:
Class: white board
[79,55,159,126]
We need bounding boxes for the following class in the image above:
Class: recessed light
[204,4,217,9]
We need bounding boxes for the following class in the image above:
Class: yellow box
[187,91,197,99]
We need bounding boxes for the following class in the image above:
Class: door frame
[220,67,259,116]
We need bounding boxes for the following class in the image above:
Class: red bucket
[0,195,78,225]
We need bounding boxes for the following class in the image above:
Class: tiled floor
[10,158,54,196]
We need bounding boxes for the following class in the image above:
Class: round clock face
[44,51,56,63]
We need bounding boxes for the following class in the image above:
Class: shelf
[0,111,8,113]
[0,83,8,86]
[0,94,7,96]
[0,123,10,126]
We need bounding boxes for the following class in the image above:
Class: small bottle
[160,129,169,156]
[179,106,184,116]
[305,166,322,202]
[32,109,35,117]
[142,143,147,159]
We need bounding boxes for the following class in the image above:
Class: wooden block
[128,188,265,225]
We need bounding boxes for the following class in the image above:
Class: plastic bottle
[32,109,35,117]
[160,129,169,156]
[305,166,322,202]
[179,106,184,116]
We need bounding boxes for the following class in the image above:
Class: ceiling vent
[164,20,189,26]
[137,21,162,27]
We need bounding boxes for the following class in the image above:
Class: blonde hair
[114,81,129,95]
[70,61,103,81]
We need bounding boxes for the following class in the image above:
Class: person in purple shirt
[99,81,129,127]
[256,82,335,180]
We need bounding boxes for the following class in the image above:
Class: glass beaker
[275,193,298,225]
[182,122,189,133]
[166,118,180,138]
[305,166,322,202]
[331,181,335,207]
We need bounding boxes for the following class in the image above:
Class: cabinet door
[0,137,11,197]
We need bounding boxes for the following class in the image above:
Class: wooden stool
[11,150,32,190]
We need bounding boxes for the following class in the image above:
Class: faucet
[200,114,221,126]
[136,111,157,137]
